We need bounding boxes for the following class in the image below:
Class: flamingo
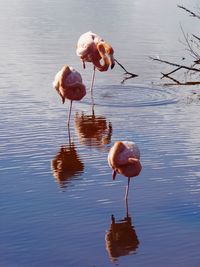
[53,65,86,127]
[107,141,142,199]
[76,31,115,102]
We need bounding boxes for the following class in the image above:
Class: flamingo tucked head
[97,41,115,69]
[76,31,115,72]
[53,65,86,103]
[108,141,142,180]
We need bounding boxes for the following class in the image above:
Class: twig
[150,57,200,72]
[177,5,200,19]
[161,73,181,84]
[192,34,200,42]
[114,58,138,84]
[151,5,200,85]
[161,66,182,78]
[163,80,200,86]
[180,25,199,59]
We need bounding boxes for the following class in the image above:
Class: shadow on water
[105,200,139,262]
[74,111,112,150]
[51,142,84,188]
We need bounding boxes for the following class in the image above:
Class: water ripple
[81,85,179,108]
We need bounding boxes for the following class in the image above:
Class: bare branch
[177,5,200,19]
[114,58,138,84]
[163,80,200,86]
[161,73,181,84]
[192,34,200,42]
[151,5,200,85]
[162,66,182,77]
[180,25,199,59]
[150,57,200,72]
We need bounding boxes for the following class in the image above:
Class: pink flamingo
[108,141,142,199]
[76,31,115,102]
[53,65,86,127]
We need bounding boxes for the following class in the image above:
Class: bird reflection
[74,111,112,149]
[105,201,139,262]
[51,142,84,188]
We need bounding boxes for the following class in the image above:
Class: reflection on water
[105,200,139,262]
[51,142,84,188]
[1,0,200,266]
[74,111,112,149]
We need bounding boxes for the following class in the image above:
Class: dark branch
[163,80,200,86]
[161,73,181,84]
[114,58,138,84]
[150,57,200,72]
[180,25,199,59]
[192,34,200,42]
[177,5,200,19]
[161,66,182,78]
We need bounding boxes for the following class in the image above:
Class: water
[0,0,200,266]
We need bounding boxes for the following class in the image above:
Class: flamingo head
[108,141,142,179]
[95,41,115,71]
[101,41,115,69]
[115,159,142,178]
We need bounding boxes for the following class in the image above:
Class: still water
[0,0,200,266]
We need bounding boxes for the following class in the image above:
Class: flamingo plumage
[76,31,115,102]
[53,65,86,127]
[108,141,142,199]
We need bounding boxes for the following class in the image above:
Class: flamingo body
[108,141,142,199]
[108,141,140,168]
[76,31,115,105]
[53,65,86,102]
[53,65,86,127]
[76,31,115,71]
[76,31,103,64]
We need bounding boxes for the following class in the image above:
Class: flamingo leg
[125,196,129,217]
[90,65,96,106]
[125,177,131,200]
[67,123,71,145]
[67,100,73,129]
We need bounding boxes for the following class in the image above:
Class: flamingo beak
[110,55,115,69]
[112,170,117,180]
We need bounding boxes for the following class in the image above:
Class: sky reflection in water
[0,0,200,266]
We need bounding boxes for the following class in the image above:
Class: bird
[107,141,142,199]
[53,65,86,127]
[76,31,115,103]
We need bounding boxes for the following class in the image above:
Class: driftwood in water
[150,5,200,85]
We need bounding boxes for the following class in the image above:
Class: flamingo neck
[92,42,110,71]
[102,42,115,69]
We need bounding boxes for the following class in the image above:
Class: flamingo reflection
[51,142,84,188]
[74,111,112,149]
[105,200,139,262]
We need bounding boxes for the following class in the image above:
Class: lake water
[0,0,200,266]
